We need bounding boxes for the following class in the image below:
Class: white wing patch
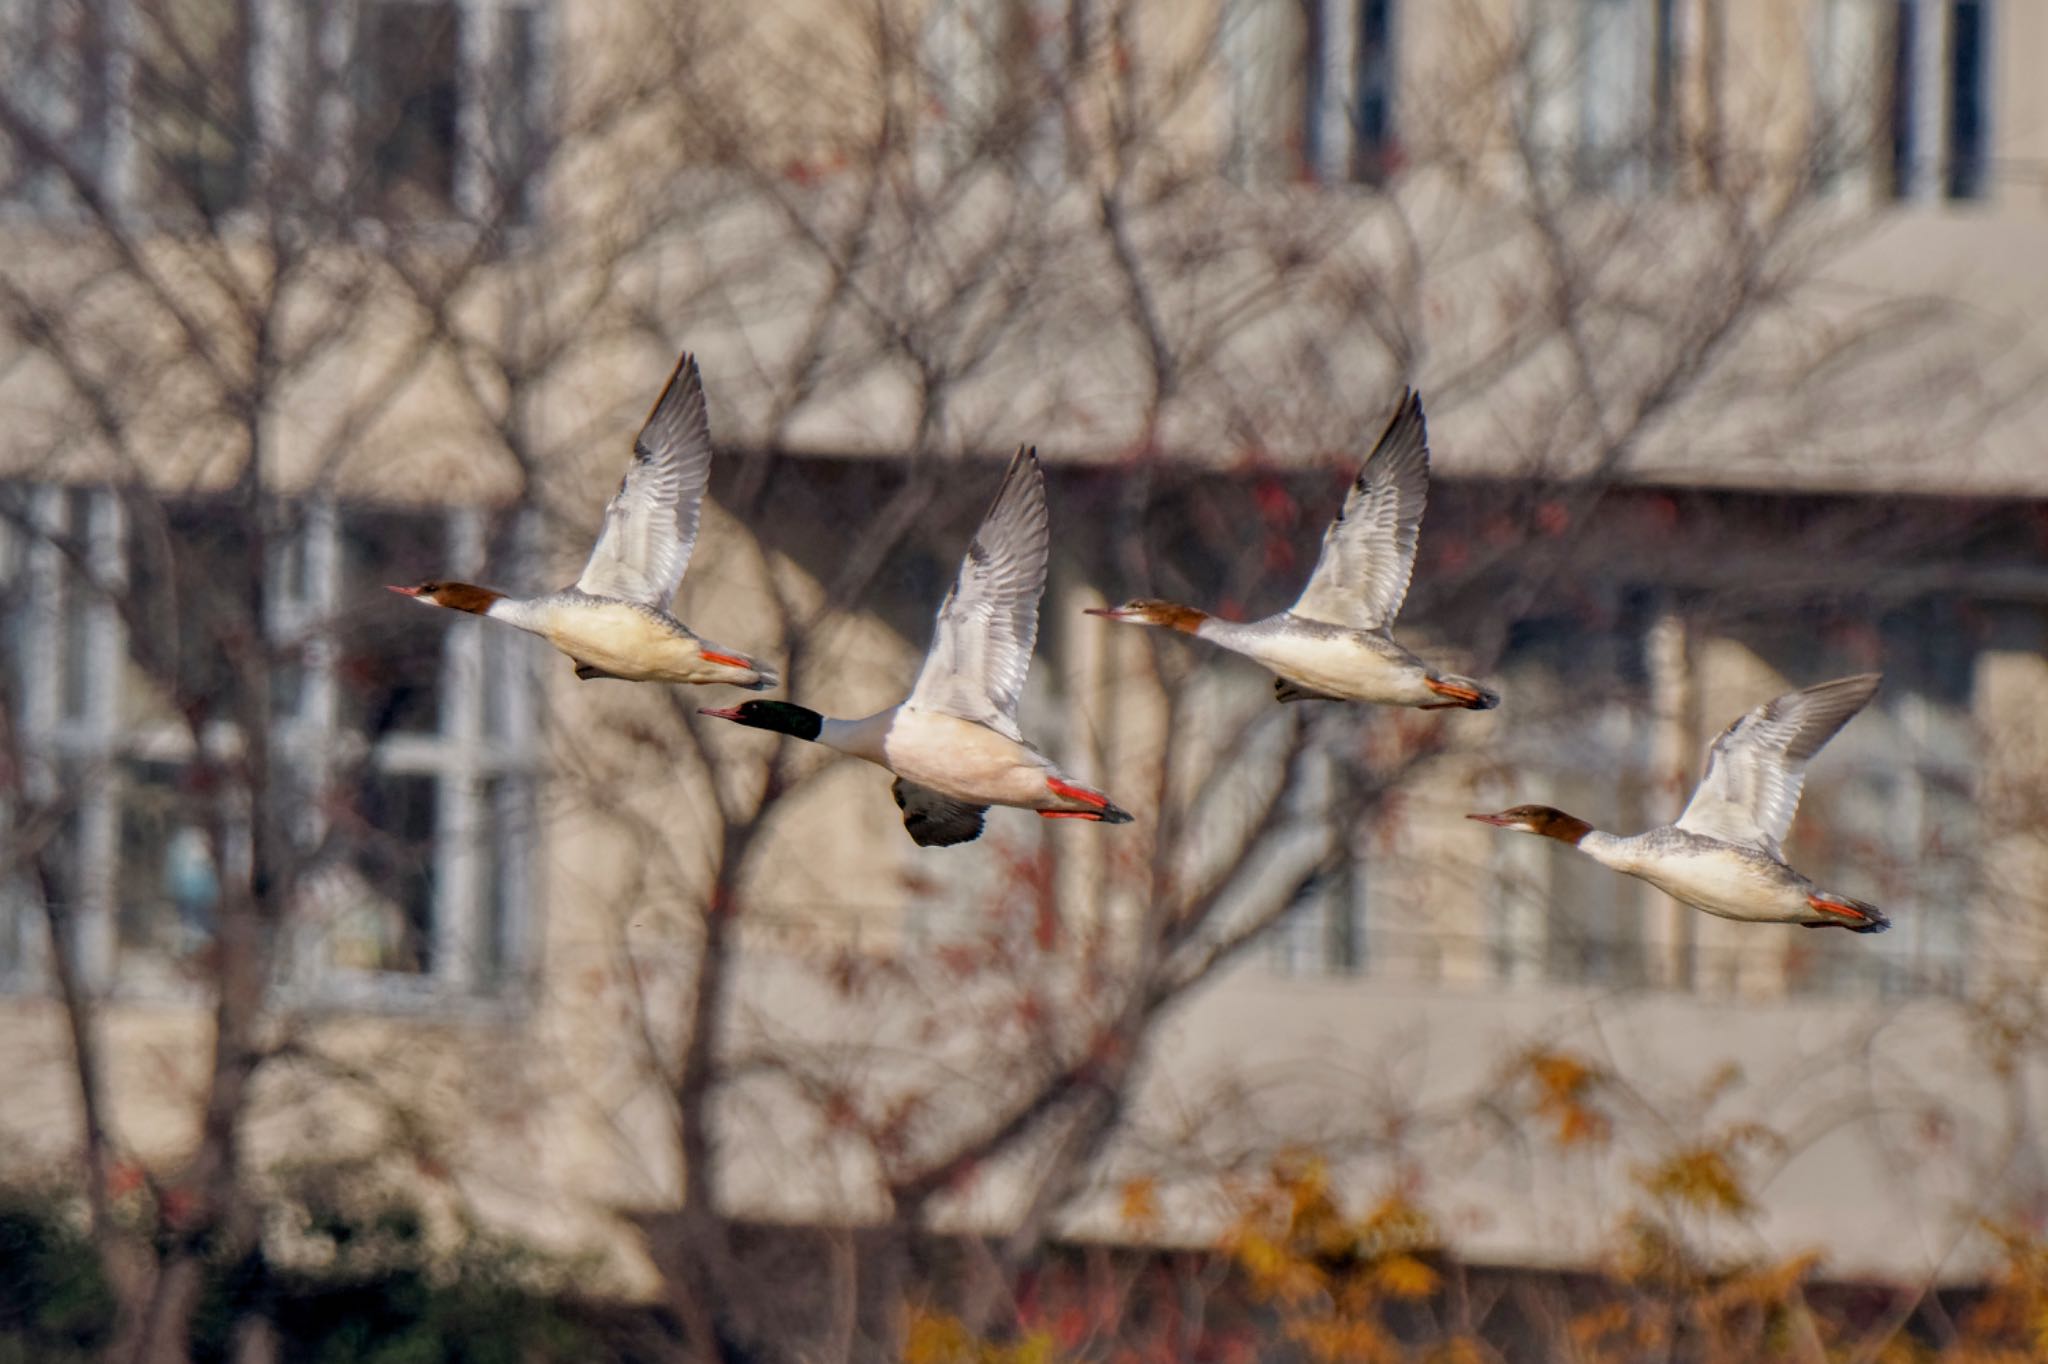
[1289,390,1430,632]
[1675,673,1881,856]
[905,447,1049,740]
[574,351,716,608]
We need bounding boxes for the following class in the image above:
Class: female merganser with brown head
[700,447,1132,848]
[1086,391,1497,710]
[1468,673,1888,932]
[390,351,777,690]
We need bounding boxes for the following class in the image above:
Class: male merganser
[700,447,1132,847]
[1085,392,1498,710]
[389,352,777,690]
[1467,673,1888,932]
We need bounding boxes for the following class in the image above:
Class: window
[1521,0,1683,194]
[0,0,117,212]
[1221,0,1401,186]
[919,0,1062,182]
[0,0,549,225]
[1472,601,1658,988]
[1782,600,1977,997]
[1885,0,1993,201]
[1945,0,1988,198]
[1810,0,1884,196]
[132,0,257,219]
[0,487,544,1005]
[1267,747,1371,978]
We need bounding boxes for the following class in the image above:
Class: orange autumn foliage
[1223,1156,1448,1364]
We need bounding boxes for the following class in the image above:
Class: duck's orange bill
[699,650,752,670]
[386,584,423,596]
[1425,678,1485,704]
[698,706,745,721]
[1039,810,1104,821]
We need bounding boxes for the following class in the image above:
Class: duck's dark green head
[698,700,823,741]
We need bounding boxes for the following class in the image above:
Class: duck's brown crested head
[388,580,503,615]
[1083,598,1209,633]
[1465,804,1593,845]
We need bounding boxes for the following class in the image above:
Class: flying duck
[1468,673,1888,932]
[1086,391,1498,710]
[700,447,1131,847]
[390,351,777,690]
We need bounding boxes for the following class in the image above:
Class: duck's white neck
[1575,828,1634,871]
[1191,616,1256,648]
[819,710,894,764]
[485,595,542,630]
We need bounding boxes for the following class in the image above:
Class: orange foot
[1045,776,1110,808]
[1806,894,1875,926]
[1424,678,1485,708]
[700,650,753,670]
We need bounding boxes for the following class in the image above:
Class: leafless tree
[0,2,2036,1363]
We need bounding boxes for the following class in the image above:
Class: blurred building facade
[0,0,2041,1298]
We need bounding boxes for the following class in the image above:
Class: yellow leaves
[1234,1230,1327,1306]
[1523,1048,1612,1148]
[902,1310,1056,1364]
[1635,1144,1755,1216]
[903,1310,972,1364]
[1954,1219,2048,1361]
[1634,1125,1781,1219]
[1372,1252,1439,1299]
[1223,1161,1444,1362]
[1287,1316,1397,1364]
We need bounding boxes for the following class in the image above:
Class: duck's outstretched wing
[1289,390,1429,632]
[893,779,989,847]
[906,447,1048,742]
[574,351,715,608]
[1675,673,1881,856]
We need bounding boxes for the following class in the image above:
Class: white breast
[498,597,696,678]
[1211,625,1427,704]
[832,709,1053,807]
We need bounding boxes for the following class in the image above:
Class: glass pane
[131,0,252,217]
[0,0,114,209]
[1887,0,1918,196]
[1349,0,1394,184]
[337,509,448,737]
[125,501,253,729]
[43,759,90,921]
[55,488,102,726]
[114,758,216,979]
[354,0,463,216]
[335,767,437,974]
[478,774,533,985]
[1945,0,1985,199]
[483,4,545,221]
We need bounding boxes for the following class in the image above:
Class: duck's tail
[1423,673,1501,711]
[1805,891,1889,934]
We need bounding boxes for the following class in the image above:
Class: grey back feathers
[1675,673,1881,857]
[1289,390,1430,633]
[906,447,1050,743]
[574,351,716,608]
